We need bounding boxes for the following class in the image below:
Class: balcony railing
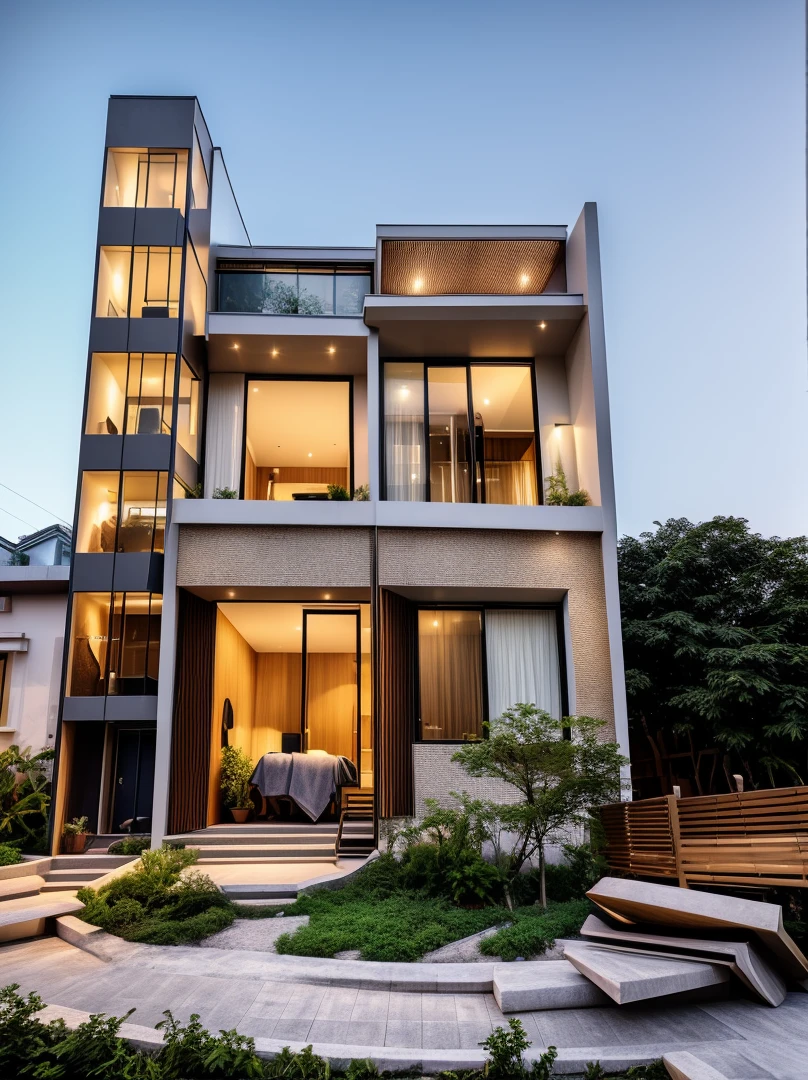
[217,263,372,316]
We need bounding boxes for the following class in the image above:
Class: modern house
[0,524,72,755]
[51,95,630,854]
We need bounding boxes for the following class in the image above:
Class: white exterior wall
[0,594,67,753]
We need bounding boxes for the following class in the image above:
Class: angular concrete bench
[563,941,729,1005]
[662,1051,730,1080]
[0,893,84,942]
[0,875,45,902]
[492,959,609,1012]
[587,876,808,982]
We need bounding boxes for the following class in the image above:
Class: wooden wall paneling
[378,589,415,817]
[306,653,357,761]
[209,608,256,823]
[244,445,257,501]
[253,652,302,759]
[51,720,75,853]
[167,590,216,835]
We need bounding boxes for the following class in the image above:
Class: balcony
[217,260,372,316]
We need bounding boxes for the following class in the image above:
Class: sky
[0,0,805,542]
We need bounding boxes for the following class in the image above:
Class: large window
[417,607,562,741]
[244,378,352,501]
[96,247,182,319]
[218,262,372,316]
[176,359,201,462]
[85,354,176,436]
[103,149,188,213]
[76,472,167,554]
[384,362,540,506]
[67,592,161,697]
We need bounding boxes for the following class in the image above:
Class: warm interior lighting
[271,348,279,357]
[232,342,240,350]
[520,273,529,286]
[324,593,331,600]
[413,277,423,291]
[411,472,417,481]
[227,590,236,598]
[400,386,410,398]
[483,398,490,405]
[307,452,313,458]
[539,321,547,330]
[432,619,439,628]
[252,386,259,392]
[328,346,336,354]
[295,625,302,631]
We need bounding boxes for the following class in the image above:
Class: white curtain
[485,609,562,721]
[384,364,426,501]
[204,374,244,497]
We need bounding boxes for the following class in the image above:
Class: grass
[273,856,590,962]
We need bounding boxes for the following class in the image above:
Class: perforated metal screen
[380,238,563,296]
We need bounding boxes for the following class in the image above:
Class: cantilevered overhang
[207,313,369,374]
[0,566,70,595]
[363,293,585,358]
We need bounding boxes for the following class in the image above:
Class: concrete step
[184,844,336,860]
[193,855,338,864]
[44,869,111,883]
[223,884,299,901]
[0,892,84,943]
[169,823,338,835]
[168,832,336,847]
[48,855,135,871]
[0,875,45,901]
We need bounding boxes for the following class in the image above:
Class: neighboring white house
[0,525,71,754]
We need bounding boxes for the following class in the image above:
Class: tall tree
[618,516,808,793]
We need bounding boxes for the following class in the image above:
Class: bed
[250,750,358,821]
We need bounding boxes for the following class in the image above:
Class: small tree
[452,704,626,907]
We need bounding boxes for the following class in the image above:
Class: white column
[367,329,380,502]
[150,519,179,846]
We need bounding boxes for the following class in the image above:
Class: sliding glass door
[302,611,360,765]
[384,361,540,505]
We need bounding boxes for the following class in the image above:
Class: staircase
[163,822,340,863]
[337,793,375,857]
[40,855,137,893]
[0,872,84,943]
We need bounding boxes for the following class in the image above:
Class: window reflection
[85,354,175,436]
[96,247,182,319]
[103,149,188,214]
[217,264,371,315]
[67,591,162,697]
[76,472,167,554]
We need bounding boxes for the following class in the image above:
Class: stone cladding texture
[176,526,373,588]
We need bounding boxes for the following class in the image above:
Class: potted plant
[62,816,90,854]
[220,746,254,823]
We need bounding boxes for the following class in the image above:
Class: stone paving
[3,937,808,1075]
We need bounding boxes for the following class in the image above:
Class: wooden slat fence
[600,786,808,890]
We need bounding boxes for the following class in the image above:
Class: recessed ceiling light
[539,321,547,330]
[227,590,235,598]
[484,398,490,405]
[252,386,259,392]
[520,274,529,286]
[328,346,336,354]
[413,277,423,290]
[308,452,313,458]
[295,625,302,631]
[271,348,279,357]
[324,593,331,600]
[432,619,439,627]
[232,343,240,350]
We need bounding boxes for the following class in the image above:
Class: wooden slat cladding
[378,589,416,817]
[168,590,216,834]
[601,786,808,889]
[380,239,562,296]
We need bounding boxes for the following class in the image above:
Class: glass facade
[76,472,167,554]
[176,359,201,462]
[67,591,162,697]
[384,362,540,506]
[85,354,176,437]
[103,149,188,214]
[217,263,372,315]
[96,247,182,319]
[418,610,484,740]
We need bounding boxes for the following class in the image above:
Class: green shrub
[480,899,590,961]
[220,744,254,809]
[327,483,350,500]
[0,843,23,866]
[77,845,231,945]
[511,842,608,906]
[107,835,150,856]
[0,744,53,851]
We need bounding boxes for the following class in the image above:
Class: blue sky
[0,0,804,541]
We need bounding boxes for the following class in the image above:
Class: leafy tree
[452,705,625,906]
[618,516,808,793]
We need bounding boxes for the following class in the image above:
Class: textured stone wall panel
[378,528,615,735]
[413,744,521,818]
[177,526,373,588]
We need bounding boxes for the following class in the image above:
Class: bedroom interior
[207,601,372,825]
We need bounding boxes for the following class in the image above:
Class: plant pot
[62,832,88,854]
[229,807,250,824]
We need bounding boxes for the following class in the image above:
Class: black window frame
[67,590,162,699]
[240,374,355,500]
[414,602,568,744]
[77,471,168,557]
[216,261,373,316]
[380,358,543,506]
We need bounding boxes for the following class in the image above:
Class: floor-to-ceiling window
[416,605,563,741]
[383,361,540,505]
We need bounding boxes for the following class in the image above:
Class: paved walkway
[3,937,808,1076]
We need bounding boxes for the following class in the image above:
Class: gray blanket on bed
[249,752,358,821]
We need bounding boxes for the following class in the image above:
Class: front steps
[40,855,136,894]
[0,891,84,943]
[164,822,340,864]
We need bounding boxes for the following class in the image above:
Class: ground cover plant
[0,986,662,1079]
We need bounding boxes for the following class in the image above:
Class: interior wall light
[554,422,570,440]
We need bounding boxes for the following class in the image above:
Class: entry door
[111,728,156,831]
[302,611,360,767]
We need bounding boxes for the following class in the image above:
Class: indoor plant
[62,816,90,854]
[220,746,254,823]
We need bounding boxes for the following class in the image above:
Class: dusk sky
[0,0,804,542]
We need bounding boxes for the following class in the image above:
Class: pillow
[105,416,119,435]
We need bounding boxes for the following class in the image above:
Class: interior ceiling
[373,315,582,358]
[246,381,350,467]
[424,365,533,430]
[218,602,371,653]
[380,239,562,295]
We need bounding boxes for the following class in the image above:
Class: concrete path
[3,937,808,1076]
